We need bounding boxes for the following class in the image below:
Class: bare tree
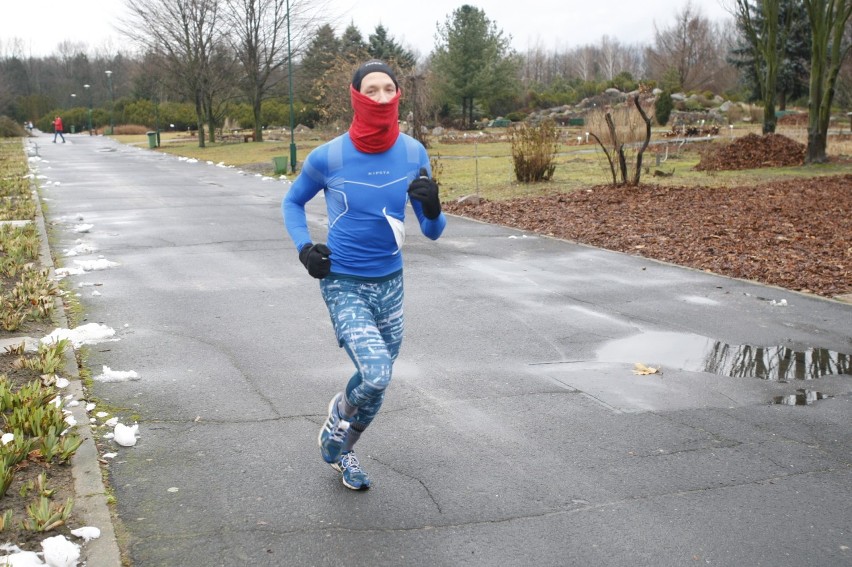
[401,69,437,147]
[803,0,852,163]
[588,95,653,186]
[123,0,222,148]
[600,35,619,81]
[730,0,782,133]
[571,45,599,81]
[647,2,731,91]
[202,42,240,142]
[521,41,549,85]
[222,0,324,142]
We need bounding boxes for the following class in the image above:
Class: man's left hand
[407,168,441,220]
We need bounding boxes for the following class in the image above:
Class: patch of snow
[41,534,80,567]
[114,423,139,447]
[94,366,139,383]
[72,259,118,271]
[41,323,117,348]
[69,527,100,542]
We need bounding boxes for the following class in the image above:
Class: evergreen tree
[297,24,341,103]
[340,23,368,63]
[432,5,519,128]
[655,91,674,126]
[367,25,415,71]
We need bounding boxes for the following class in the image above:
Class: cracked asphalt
[33,133,852,566]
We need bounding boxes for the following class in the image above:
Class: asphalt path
[31,132,851,566]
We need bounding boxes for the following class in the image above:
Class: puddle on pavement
[596,331,851,382]
[773,389,832,406]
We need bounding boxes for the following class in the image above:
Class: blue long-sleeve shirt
[283,133,446,278]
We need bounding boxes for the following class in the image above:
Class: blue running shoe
[333,451,371,490]
[318,392,350,464]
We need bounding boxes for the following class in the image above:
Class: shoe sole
[341,478,370,490]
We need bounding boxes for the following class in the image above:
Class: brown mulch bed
[444,174,852,298]
[695,133,806,171]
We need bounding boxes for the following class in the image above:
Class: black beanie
[351,60,399,91]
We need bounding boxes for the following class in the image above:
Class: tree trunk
[206,95,216,144]
[195,90,205,148]
[762,105,777,134]
[632,96,652,185]
[761,0,779,134]
[804,0,852,164]
[253,96,263,142]
[806,129,827,163]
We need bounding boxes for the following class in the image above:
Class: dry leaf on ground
[633,362,661,375]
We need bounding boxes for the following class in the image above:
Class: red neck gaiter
[348,86,402,154]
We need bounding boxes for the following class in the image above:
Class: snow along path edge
[30,140,123,567]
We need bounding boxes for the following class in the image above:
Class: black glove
[407,168,442,220]
[299,243,332,279]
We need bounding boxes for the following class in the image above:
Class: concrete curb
[28,140,123,566]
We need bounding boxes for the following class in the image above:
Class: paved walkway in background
[29,131,852,566]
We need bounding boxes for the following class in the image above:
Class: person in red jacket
[53,116,65,143]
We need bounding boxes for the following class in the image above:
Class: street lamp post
[84,84,92,135]
[70,94,76,133]
[286,0,296,174]
[105,70,114,135]
[153,92,160,147]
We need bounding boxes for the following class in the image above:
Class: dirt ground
[444,172,851,300]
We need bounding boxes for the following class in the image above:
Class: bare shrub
[113,124,150,135]
[509,120,559,182]
[588,96,653,186]
[726,104,744,124]
[586,101,654,146]
[748,105,763,123]
[0,117,27,138]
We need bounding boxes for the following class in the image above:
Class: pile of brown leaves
[695,133,806,171]
[443,175,852,298]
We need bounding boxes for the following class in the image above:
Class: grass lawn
[113,124,852,201]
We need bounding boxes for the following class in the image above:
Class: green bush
[610,71,638,93]
[157,102,197,130]
[684,98,705,112]
[123,99,158,128]
[510,119,558,183]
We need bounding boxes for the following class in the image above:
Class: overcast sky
[0,0,732,58]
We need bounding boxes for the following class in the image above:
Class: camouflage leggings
[320,272,404,429]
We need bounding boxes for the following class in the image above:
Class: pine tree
[367,25,415,71]
[432,5,519,128]
[297,24,341,103]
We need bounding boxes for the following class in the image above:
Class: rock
[457,194,481,205]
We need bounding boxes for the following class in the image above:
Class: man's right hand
[299,243,332,279]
